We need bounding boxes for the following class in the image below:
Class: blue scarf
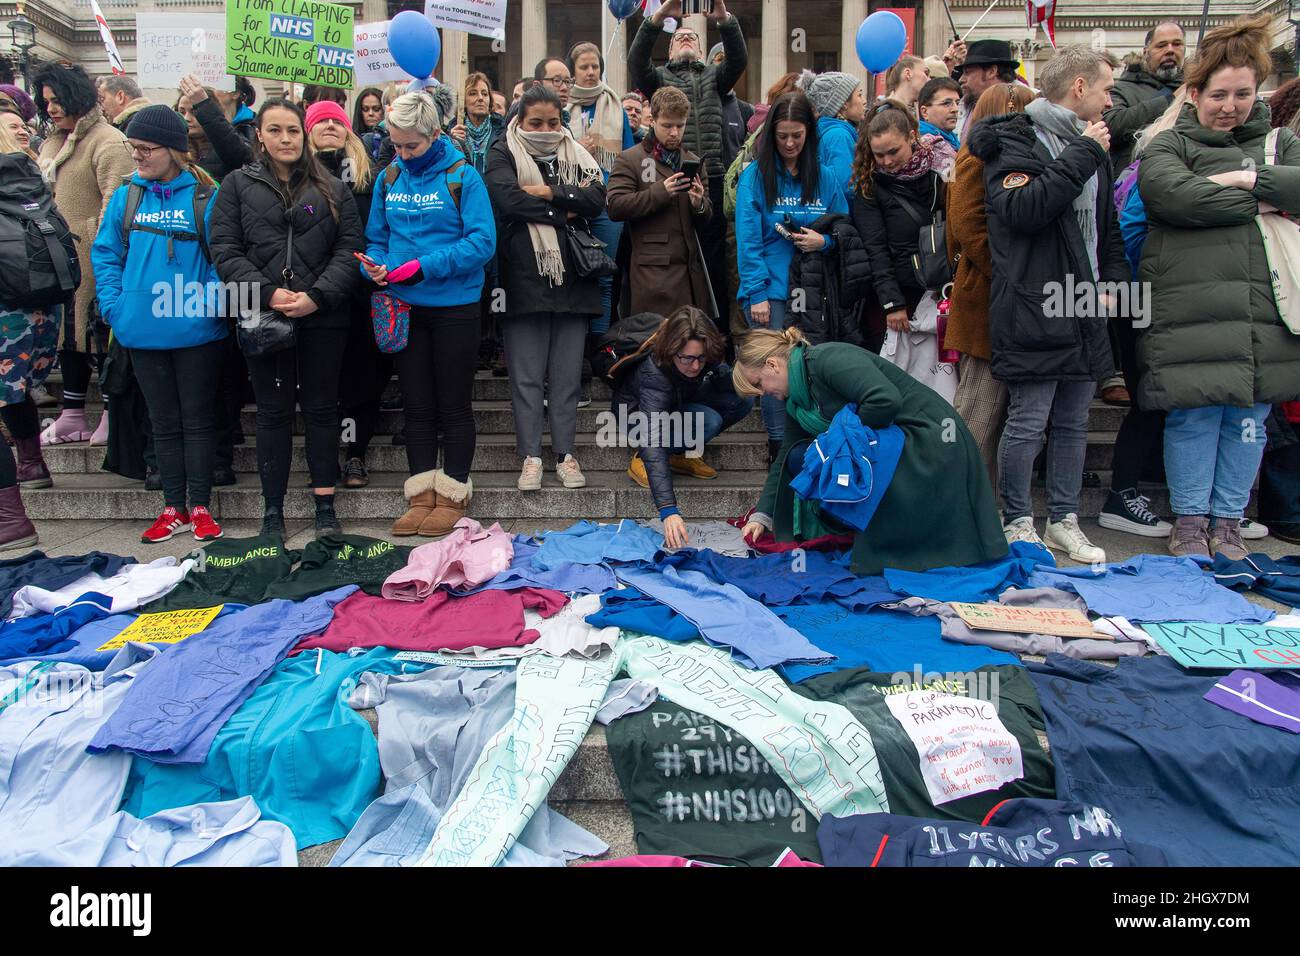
[919,120,959,150]
[402,135,449,176]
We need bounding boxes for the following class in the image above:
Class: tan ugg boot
[392,469,439,536]
[419,471,473,537]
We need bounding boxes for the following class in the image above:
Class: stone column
[603,4,629,95]
[841,0,868,86]
[521,0,548,79]
[922,0,952,63]
[759,0,787,95]
[360,0,387,27]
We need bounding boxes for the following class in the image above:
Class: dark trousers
[338,311,392,462]
[699,175,730,340]
[392,303,479,482]
[1109,318,1164,492]
[1260,439,1300,525]
[212,334,248,471]
[0,394,37,488]
[129,340,225,509]
[245,325,348,500]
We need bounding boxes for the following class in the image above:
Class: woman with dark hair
[1267,77,1300,132]
[209,98,363,537]
[301,85,348,108]
[34,62,133,447]
[734,90,846,457]
[174,74,252,182]
[485,83,605,493]
[614,307,753,548]
[353,87,384,136]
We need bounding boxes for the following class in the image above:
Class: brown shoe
[1100,384,1131,406]
[627,454,649,488]
[15,436,52,490]
[0,485,38,553]
[1168,514,1210,559]
[419,471,473,537]
[669,453,717,479]
[392,469,439,536]
[1209,517,1248,561]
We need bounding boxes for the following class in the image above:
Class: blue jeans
[998,379,1096,523]
[743,299,787,443]
[674,365,754,454]
[588,213,622,337]
[1164,404,1271,519]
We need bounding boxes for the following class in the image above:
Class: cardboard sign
[1144,621,1300,670]
[952,602,1098,638]
[424,0,507,41]
[885,688,1024,806]
[353,21,410,85]
[136,14,235,91]
[96,606,223,652]
[227,0,355,89]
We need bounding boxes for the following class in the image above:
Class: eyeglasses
[674,353,707,366]
[129,143,164,158]
[674,32,699,43]
[928,98,960,108]
[544,76,573,88]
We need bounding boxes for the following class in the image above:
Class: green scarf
[783,346,836,539]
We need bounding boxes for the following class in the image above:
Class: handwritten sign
[136,14,235,91]
[97,606,223,652]
[885,688,1024,806]
[353,21,410,85]
[952,602,1098,638]
[227,0,355,89]
[1144,621,1300,670]
[424,0,507,41]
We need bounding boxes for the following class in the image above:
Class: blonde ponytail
[732,326,805,397]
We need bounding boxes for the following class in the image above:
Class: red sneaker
[190,505,223,542]
[141,506,191,543]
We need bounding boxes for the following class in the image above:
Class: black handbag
[564,219,616,279]
[893,177,957,293]
[236,223,297,356]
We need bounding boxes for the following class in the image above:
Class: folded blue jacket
[789,405,905,532]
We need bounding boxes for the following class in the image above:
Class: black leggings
[1110,319,1164,492]
[0,396,39,441]
[0,437,14,489]
[245,325,348,501]
[59,349,92,409]
[130,340,224,509]
[392,303,479,482]
[338,311,393,461]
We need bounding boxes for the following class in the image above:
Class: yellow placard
[96,605,224,652]
[950,602,1098,639]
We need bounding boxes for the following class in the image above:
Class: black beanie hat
[126,104,190,152]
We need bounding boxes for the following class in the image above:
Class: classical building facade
[2,0,1296,105]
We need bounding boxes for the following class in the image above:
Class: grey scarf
[1026,97,1099,280]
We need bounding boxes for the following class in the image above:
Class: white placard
[353,21,411,85]
[885,688,1023,806]
[135,13,235,91]
[423,0,506,41]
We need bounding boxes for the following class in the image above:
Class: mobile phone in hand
[679,158,702,181]
[354,252,379,267]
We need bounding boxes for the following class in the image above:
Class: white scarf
[566,82,625,171]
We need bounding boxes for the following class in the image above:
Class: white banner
[423,0,506,41]
[135,14,235,91]
[353,21,411,85]
[91,0,126,75]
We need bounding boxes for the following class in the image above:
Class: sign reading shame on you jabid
[227,0,355,89]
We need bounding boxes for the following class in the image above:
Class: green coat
[756,343,1008,575]
[1137,103,1300,411]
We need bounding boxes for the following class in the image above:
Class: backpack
[121,181,216,263]
[1113,159,1141,215]
[0,157,81,310]
[381,158,466,210]
[592,312,667,384]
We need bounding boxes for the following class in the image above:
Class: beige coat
[38,109,133,351]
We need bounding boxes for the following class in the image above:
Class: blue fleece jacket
[364,135,497,307]
[735,160,849,308]
[91,170,227,350]
[817,116,858,199]
[919,120,960,150]
[1118,187,1147,281]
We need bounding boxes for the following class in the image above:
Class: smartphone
[353,252,379,267]
[774,214,797,242]
[681,0,715,15]
[679,158,702,181]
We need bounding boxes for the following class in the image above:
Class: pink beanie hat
[305,100,351,134]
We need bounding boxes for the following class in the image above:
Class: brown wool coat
[38,109,134,351]
[606,140,716,320]
[944,147,993,361]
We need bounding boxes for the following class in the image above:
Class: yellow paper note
[96,605,224,652]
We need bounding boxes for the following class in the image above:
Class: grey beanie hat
[708,42,725,64]
[796,69,860,119]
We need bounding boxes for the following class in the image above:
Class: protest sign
[136,14,235,91]
[1144,621,1300,670]
[226,0,355,89]
[96,606,224,652]
[353,21,410,85]
[952,602,1098,638]
[424,0,507,41]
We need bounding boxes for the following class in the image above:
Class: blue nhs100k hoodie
[90,170,228,350]
[364,135,497,308]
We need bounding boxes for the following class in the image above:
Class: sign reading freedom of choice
[1144,621,1300,669]
[227,0,355,89]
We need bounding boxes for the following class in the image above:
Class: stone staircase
[17,371,1210,521]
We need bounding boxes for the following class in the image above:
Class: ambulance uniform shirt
[142,535,297,611]
[262,534,412,601]
[795,665,1054,821]
[605,701,823,866]
[1027,654,1300,866]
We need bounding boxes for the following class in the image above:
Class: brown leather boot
[0,485,38,553]
[419,471,472,537]
[15,436,52,490]
[392,469,439,536]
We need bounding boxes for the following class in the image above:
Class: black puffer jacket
[787,213,871,347]
[191,98,253,182]
[1104,63,1180,169]
[970,112,1125,383]
[628,16,748,179]
[853,170,944,316]
[612,356,733,512]
[209,162,363,330]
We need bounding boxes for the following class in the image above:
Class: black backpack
[121,181,216,263]
[592,312,667,384]
[0,154,81,310]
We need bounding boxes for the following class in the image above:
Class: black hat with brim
[951,39,1021,80]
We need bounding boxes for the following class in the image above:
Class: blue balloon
[855,11,908,74]
[389,10,441,79]
[608,0,641,19]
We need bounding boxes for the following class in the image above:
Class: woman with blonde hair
[733,326,1006,574]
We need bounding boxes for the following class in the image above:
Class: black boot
[261,501,286,537]
[0,485,38,552]
[314,493,342,538]
[768,440,781,467]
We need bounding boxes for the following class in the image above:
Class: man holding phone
[607,87,715,320]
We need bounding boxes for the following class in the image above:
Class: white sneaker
[1003,516,1043,547]
[517,456,543,491]
[1239,518,1269,540]
[556,454,587,489]
[1045,513,1106,564]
